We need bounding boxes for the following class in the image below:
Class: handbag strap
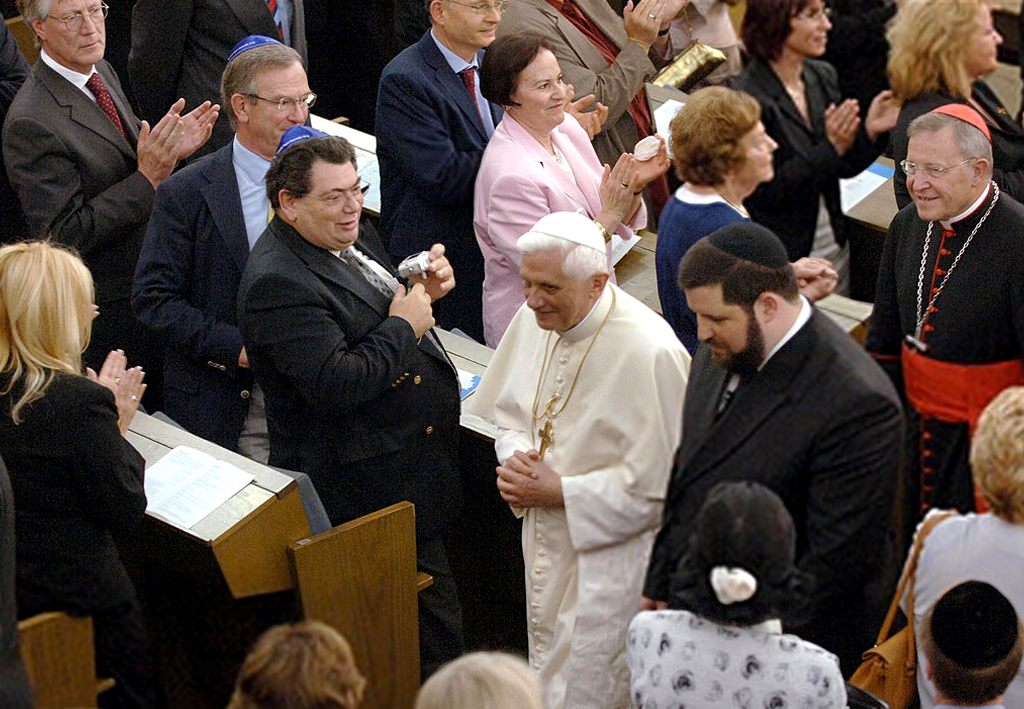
[873,510,957,648]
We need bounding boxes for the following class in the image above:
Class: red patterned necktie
[457,67,483,121]
[265,0,284,39]
[85,72,126,138]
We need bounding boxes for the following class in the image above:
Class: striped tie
[265,0,284,39]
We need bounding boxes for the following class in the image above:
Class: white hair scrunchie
[709,566,758,605]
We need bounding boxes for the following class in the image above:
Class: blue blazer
[375,31,503,341]
[132,143,254,450]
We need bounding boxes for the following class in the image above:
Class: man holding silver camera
[238,128,464,678]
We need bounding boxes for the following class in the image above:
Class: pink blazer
[473,113,647,347]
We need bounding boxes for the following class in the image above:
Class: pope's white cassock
[467,283,690,709]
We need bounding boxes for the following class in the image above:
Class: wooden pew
[5,16,38,65]
[18,611,109,708]
[127,412,426,708]
[289,502,423,709]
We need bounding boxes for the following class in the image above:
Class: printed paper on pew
[145,446,255,530]
[841,161,895,213]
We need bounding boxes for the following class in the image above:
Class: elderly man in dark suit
[3,0,218,410]
[641,221,903,677]
[239,131,464,678]
[129,0,305,158]
[133,37,310,458]
[375,0,505,342]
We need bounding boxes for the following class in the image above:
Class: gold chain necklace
[530,288,616,460]
[713,187,749,217]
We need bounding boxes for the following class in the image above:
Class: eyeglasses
[447,0,509,14]
[793,6,831,21]
[246,92,317,112]
[899,158,974,179]
[48,2,108,31]
[314,180,371,208]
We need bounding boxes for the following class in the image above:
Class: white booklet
[144,446,256,530]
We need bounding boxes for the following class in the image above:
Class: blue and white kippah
[276,125,329,155]
[227,35,284,63]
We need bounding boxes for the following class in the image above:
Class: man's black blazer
[644,309,903,676]
[238,218,463,538]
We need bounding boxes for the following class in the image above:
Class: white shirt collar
[761,295,811,369]
[676,183,743,212]
[40,48,94,96]
[940,182,991,230]
[560,285,613,342]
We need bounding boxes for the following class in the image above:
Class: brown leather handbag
[849,510,956,709]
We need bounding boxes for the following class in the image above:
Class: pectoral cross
[905,333,929,353]
[538,420,554,461]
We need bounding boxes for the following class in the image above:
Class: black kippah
[706,222,790,268]
[931,581,1019,669]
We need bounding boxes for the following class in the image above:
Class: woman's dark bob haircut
[669,481,808,626]
[480,32,556,107]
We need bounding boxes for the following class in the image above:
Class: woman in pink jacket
[474,33,668,347]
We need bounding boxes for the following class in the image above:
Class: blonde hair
[414,652,543,709]
[971,386,1024,523]
[0,242,94,423]
[228,621,366,709]
[887,0,986,102]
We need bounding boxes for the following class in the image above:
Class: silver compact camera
[398,251,432,279]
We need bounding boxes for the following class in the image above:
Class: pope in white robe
[466,212,691,709]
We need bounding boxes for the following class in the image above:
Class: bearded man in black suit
[642,222,903,677]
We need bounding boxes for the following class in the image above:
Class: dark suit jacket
[0,21,29,246]
[3,59,151,303]
[644,309,902,676]
[892,82,1024,209]
[133,142,254,450]
[376,31,503,341]
[0,374,147,618]
[731,59,882,260]
[238,218,463,538]
[0,455,31,709]
[129,0,307,157]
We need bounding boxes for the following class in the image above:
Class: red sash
[901,343,1024,513]
[901,343,1024,434]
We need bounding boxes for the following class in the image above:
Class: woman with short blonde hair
[886,0,1024,208]
[414,652,543,709]
[903,386,1024,708]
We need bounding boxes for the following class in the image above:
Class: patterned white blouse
[627,609,847,709]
